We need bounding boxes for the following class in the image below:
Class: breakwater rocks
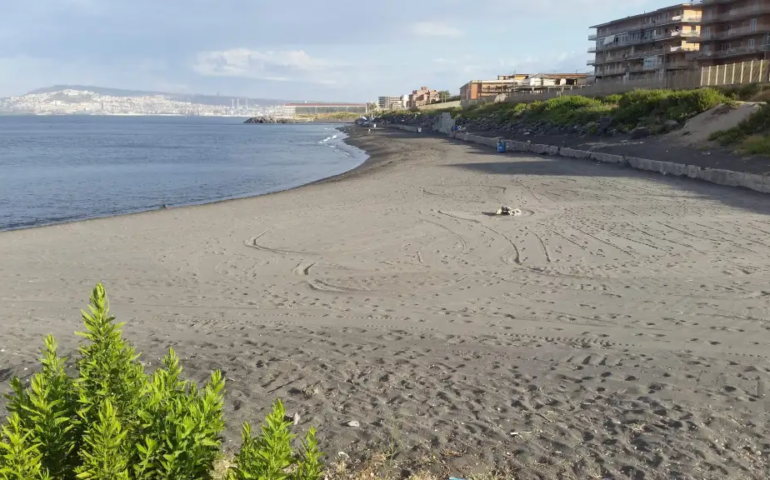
[244,117,298,124]
[376,112,681,139]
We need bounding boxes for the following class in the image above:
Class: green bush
[600,94,622,105]
[0,284,323,480]
[709,103,770,154]
[741,135,770,155]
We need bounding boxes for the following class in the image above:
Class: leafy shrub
[600,94,622,105]
[709,103,770,155]
[228,402,322,480]
[0,284,324,480]
[741,134,770,155]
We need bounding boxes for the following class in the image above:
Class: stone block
[707,169,743,187]
[742,173,768,193]
[560,148,592,159]
[591,152,624,164]
[657,161,687,177]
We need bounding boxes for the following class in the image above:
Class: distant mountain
[24,85,292,107]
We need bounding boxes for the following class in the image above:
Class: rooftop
[466,73,588,83]
[590,3,699,29]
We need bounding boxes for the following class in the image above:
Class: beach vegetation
[0,284,323,480]
[378,87,731,137]
[446,87,729,130]
[709,101,770,155]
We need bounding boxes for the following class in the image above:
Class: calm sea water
[0,116,365,231]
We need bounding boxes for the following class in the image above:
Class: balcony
[666,60,693,69]
[693,24,770,42]
[593,15,702,39]
[594,30,701,51]
[697,43,770,59]
[588,46,596,53]
[702,4,770,22]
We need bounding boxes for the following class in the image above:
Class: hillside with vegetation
[383,88,734,139]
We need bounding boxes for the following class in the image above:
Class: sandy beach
[1,128,769,479]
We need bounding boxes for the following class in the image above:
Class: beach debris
[302,383,321,399]
[495,206,522,217]
[285,412,301,425]
[346,420,360,428]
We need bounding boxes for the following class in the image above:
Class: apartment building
[460,74,587,101]
[691,0,770,65]
[588,3,702,81]
[408,87,438,107]
[377,95,408,110]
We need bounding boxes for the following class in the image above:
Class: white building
[377,95,408,110]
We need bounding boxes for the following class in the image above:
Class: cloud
[193,49,339,85]
[409,21,464,38]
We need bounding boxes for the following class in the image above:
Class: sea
[0,116,366,231]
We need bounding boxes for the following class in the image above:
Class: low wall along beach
[390,118,770,194]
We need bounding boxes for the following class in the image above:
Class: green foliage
[741,135,770,155]
[228,400,322,480]
[611,88,728,127]
[5,336,79,477]
[76,284,145,455]
[600,94,622,105]
[76,400,130,480]
[710,102,770,148]
[0,284,324,480]
[0,414,48,480]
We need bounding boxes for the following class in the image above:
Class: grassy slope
[414,88,730,132]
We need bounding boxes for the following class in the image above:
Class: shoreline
[0,126,371,235]
[1,128,769,478]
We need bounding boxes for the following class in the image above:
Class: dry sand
[1,128,770,479]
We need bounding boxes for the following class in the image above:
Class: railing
[696,25,770,41]
[698,43,770,59]
[588,46,596,53]
[592,16,702,39]
[594,30,700,51]
[702,4,770,22]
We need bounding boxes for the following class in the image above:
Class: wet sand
[0,128,769,479]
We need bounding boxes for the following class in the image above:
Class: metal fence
[461,59,770,107]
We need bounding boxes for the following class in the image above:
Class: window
[722,43,731,51]
[749,38,756,48]
[751,18,757,32]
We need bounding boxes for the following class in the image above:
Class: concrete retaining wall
[591,152,625,165]
[389,126,770,194]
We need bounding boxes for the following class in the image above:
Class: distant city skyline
[2,0,679,101]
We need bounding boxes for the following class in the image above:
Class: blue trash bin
[497,140,507,153]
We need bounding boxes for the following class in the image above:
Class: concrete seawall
[387,125,770,194]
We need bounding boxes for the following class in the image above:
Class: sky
[1,0,677,102]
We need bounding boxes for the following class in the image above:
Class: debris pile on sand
[495,206,522,216]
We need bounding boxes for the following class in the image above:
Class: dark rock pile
[244,117,298,124]
[376,110,683,140]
